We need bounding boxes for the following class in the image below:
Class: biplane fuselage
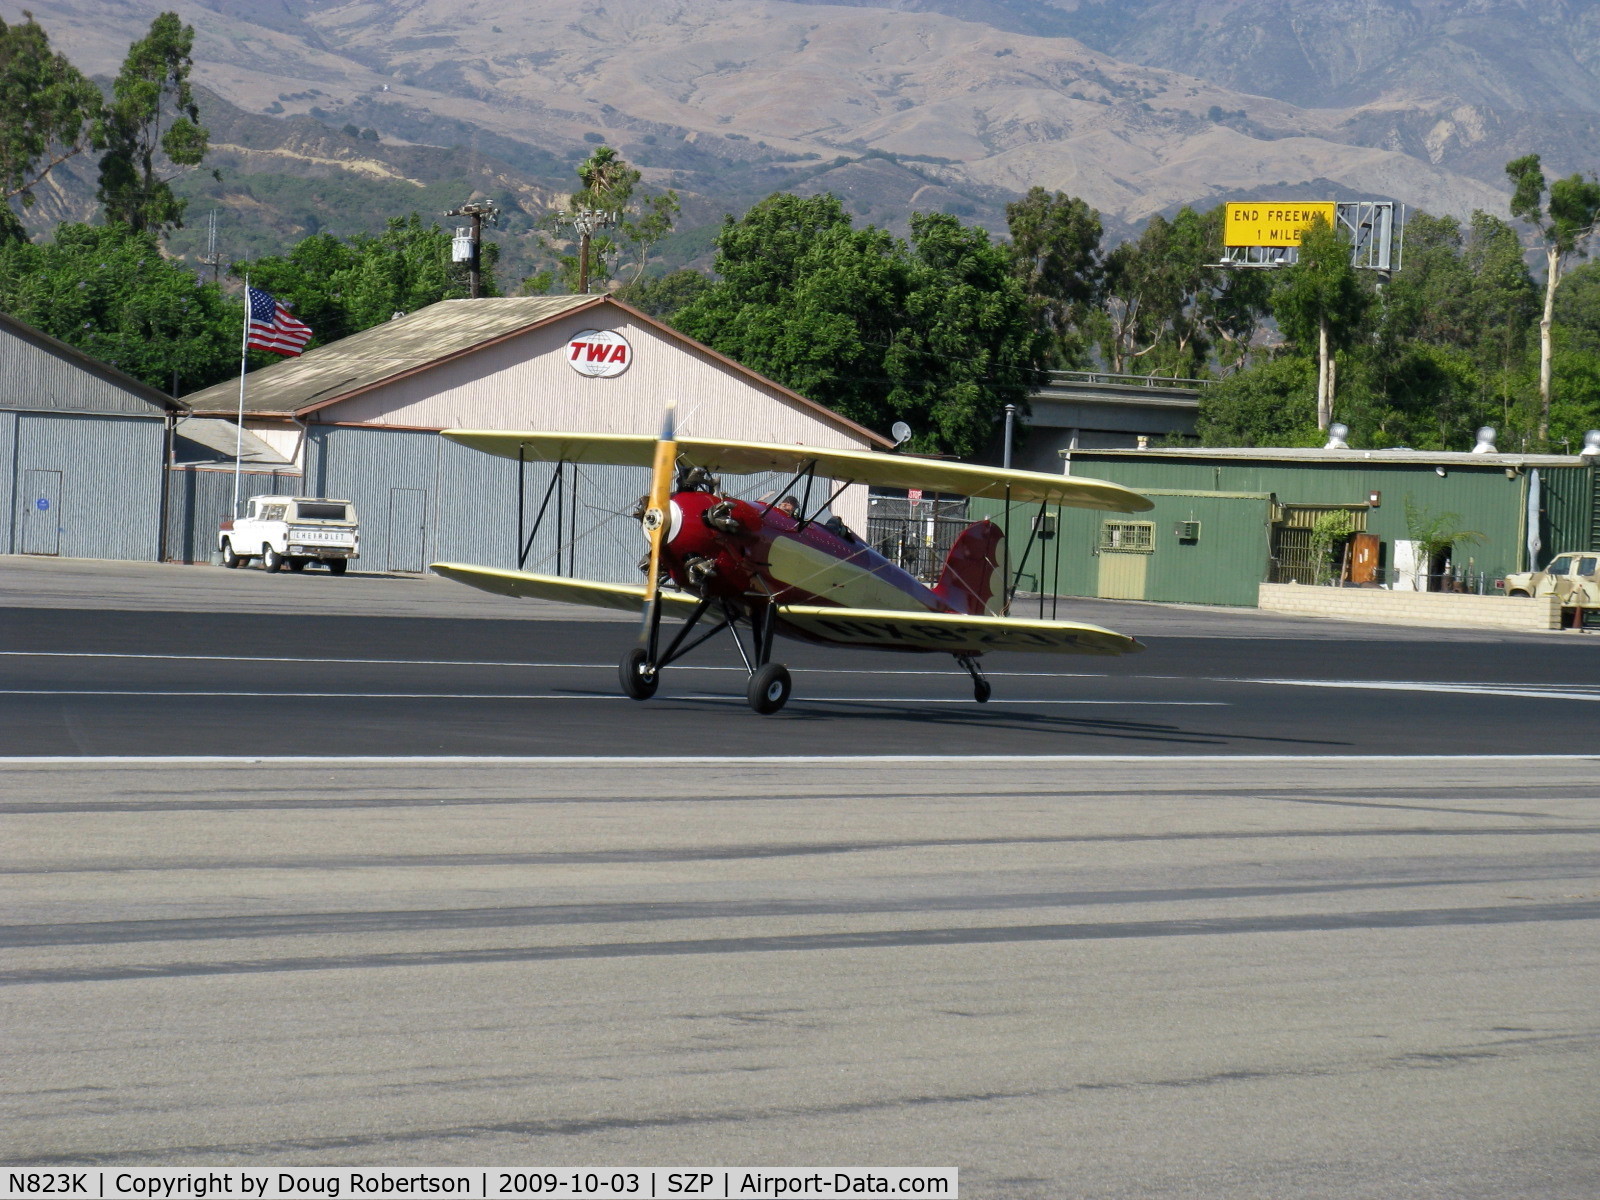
[660,490,952,646]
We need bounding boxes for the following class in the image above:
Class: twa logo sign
[565,329,632,377]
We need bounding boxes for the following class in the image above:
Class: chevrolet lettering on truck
[219,496,360,574]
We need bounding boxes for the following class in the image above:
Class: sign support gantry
[1220,200,1403,274]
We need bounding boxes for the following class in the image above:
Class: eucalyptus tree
[1270,217,1372,430]
[1004,187,1102,367]
[1506,154,1600,443]
[96,12,210,234]
[0,14,102,239]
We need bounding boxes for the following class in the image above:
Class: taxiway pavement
[3,757,1597,1198]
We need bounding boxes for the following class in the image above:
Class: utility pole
[555,207,620,293]
[197,209,221,285]
[446,200,500,298]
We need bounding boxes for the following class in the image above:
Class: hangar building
[181,295,891,577]
[0,311,179,561]
[979,445,1600,607]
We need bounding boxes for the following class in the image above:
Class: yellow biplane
[434,405,1153,714]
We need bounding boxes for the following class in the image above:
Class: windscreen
[295,502,348,521]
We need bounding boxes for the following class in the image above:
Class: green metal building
[975,446,1600,607]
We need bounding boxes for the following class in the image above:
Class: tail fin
[933,520,1006,616]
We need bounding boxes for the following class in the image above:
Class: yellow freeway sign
[1224,202,1335,247]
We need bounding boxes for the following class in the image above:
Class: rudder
[933,520,1006,616]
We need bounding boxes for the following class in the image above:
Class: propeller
[638,399,679,650]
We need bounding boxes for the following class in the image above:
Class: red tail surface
[933,520,1006,616]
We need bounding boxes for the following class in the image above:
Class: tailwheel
[747,662,792,715]
[619,647,659,701]
[957,654,991,703]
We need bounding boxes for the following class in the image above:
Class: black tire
[288,557,307,572]
[973,677,992,704]
[221,540,241,569]
[263,546,285,573]
[747,662,792,715]
[327,558,348,575]
[619,648,659,700]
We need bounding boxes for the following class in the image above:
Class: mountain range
[9,0,1599,271]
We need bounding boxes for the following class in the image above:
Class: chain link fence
[866,496,970,583]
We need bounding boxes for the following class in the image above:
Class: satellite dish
[891,421,912,448]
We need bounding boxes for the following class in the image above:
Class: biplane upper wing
[431,563,703,614]
[777,605,1143,656]
[442,430,1152,513]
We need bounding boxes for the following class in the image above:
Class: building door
[1097,520,1151,600]
[386,488,427,573]
[20,470,62,556]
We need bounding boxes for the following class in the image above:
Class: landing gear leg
[957,654,991,703]
[618,595,722,702]
[739,603,793,715]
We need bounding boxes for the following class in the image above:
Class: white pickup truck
[219,495,360,574]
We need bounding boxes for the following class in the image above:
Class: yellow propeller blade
[639,399,678,644]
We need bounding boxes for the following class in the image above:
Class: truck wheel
[263,546,285,573]
[1508,589,1531,598]
[221,540,241,569]
[288,557,307,572]
[327,559,348,575]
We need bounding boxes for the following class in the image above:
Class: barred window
[1100,521,1155,553]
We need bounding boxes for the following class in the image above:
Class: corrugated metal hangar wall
[301,425,790,582]
[305,426,643,580]
[1,316,170,561]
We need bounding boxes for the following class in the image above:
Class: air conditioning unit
[1175,520,1201,542]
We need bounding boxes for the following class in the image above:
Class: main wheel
[262,546,285,573]
[327,558,348,575]
[619,648,659,700]
[747,662,792,715]
[221,539,241,569]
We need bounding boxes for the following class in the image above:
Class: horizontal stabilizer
[778,605,1143,656]
[442,429,1151,513]
[431,563,701,614]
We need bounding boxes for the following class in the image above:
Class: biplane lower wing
[431,563,702,614]
[778,605,1143,656]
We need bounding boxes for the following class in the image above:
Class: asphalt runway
[4,757,1598,1198]
[3,562,1598,1194]
[0,600,1598,756]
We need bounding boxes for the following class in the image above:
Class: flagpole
[235,273,249,518]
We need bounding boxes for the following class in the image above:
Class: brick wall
[1258,583,1562,631]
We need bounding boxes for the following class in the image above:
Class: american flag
[247,286,313,356]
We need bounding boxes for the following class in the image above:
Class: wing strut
[515,445,567,571]
[1007,497,1050,605]
[761,458,819,518]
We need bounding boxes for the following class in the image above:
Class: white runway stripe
[0,650,1102,677]
[0,688,1218,705]
[1,754,1596,765]
[1226,677,1600,703]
